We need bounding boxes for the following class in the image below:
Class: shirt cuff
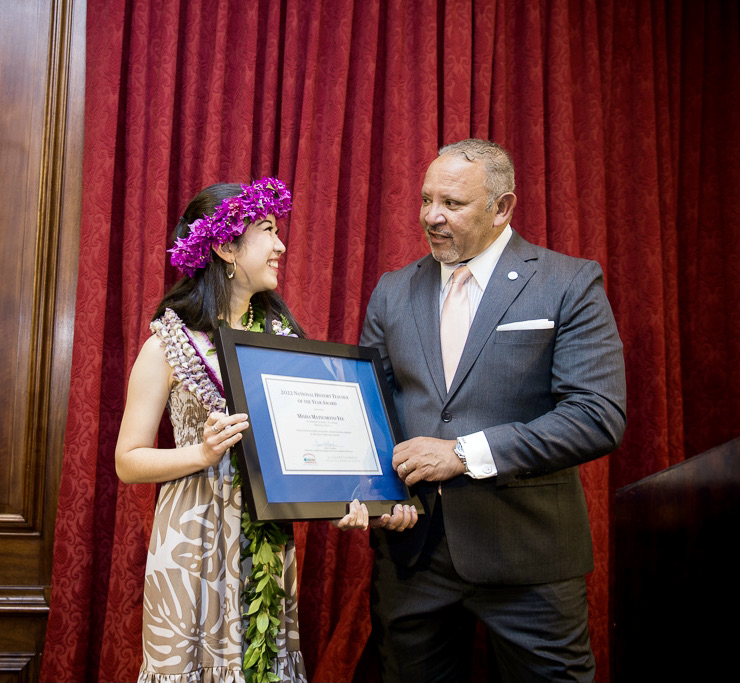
[458,432,497,479]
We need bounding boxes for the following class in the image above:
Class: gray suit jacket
[360,231,627,584]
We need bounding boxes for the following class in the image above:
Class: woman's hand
[116,337,252,484]
[370,504,418,531]
[334,499,369,531]
[200,411,250,467]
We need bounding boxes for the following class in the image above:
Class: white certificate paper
[261,374,384,476]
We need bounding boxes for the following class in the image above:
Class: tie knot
[452,265,471,286]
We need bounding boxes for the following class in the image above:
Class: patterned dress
[138,309,307,683]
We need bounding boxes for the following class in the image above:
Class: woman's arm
[115,334,249,483]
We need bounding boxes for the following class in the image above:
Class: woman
[115,179,371,683]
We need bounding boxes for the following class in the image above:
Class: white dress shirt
[439,225,513,479]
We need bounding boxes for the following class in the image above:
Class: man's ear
[493,192,517,227]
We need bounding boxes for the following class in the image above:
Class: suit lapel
[446,233,538,398]
[410,255,447,401]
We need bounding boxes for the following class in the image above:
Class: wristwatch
[453,438,469,473]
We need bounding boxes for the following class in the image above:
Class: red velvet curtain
[41,1,740,681]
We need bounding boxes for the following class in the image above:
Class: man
[361,139,626,682]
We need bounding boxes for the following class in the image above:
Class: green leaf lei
[241,506,290,682]
[226,306,295,682]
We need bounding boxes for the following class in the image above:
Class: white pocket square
[496,319,555,331]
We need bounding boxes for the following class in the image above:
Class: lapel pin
[507,271,519,280]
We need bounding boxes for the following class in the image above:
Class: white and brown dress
[138,308,306,683]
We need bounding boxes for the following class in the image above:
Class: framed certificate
[214,327,422,521]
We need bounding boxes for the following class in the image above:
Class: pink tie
[440,265,472,390]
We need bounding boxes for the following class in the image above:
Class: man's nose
[423,204,446,226]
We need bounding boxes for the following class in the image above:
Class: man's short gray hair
[438,139,515,211]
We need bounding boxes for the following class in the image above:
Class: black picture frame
[214,327,422,521]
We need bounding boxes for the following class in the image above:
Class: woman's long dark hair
[152,183,305,337]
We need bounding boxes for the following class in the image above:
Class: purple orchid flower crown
[169,176,292,277]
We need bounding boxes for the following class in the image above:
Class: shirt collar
[440,225,513,291]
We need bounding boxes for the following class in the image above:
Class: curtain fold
[41,1,740,682]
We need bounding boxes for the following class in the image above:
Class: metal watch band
[454,439,469,472]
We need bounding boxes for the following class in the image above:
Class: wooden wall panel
[0,0,85,678]
[0,1,48,531]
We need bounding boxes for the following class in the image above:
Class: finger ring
[400,462,408,474]
[211,424,220,434]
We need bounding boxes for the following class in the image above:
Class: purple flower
[169,177,292,276]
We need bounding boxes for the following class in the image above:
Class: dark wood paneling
[614,438,740,681]
[0,0,49,530]
[0,653,39,683]
[0,0,85,678]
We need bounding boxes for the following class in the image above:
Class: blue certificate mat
[215,327,421,521]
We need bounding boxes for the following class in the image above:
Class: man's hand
[393,437,465,486]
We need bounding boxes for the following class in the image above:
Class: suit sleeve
[360,273,395,390]
[484,260,627,486]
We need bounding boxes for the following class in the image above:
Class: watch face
[453,441,468,471]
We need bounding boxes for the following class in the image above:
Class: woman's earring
[226,260,236,279]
